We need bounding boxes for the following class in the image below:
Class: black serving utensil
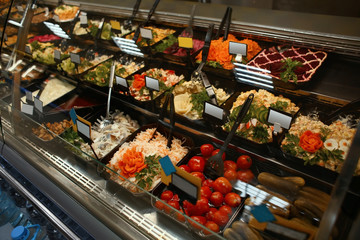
[205,93,254,179]
[324,98,360,125]
[133,0,161,42]
[124,0,142,31]
[215,7,232,41]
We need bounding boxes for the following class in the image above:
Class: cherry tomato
[172,194,179,202]
[237,155,252,169]
[200,144,214,157]
[213,210,229,227]
[202,179,214,189]
[224,160,237,171]
[237,169,254,183]
[188,156,206,172]
[213,177,232,195]
[167,200,180,210]
[191,172,205,183]
[210,192,224,207]
[219,205,232,216]
[205,208,217,221]
[195,197,210,215]
[200,186,212,199]
[211,149,226,161]
[204,221,220,235]
[224,169,237,182]
[160,190,173,201]
[224,192,241,208]
[155,200,165,210]
[190,216,207,230]
[178,164,191,173]
[175,209,186,222]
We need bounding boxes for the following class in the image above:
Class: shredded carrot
[196,34,261,70]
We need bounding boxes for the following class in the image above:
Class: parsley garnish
[252,125,269,143]
[280,58,303,84]
[270,101,289,112]
[135,155,161,190]
[190,89,210,115]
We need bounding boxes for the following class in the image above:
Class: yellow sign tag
[110,20,121,31]
[178,37,193,49]
[174,166,202,200]
[72,121,78,132]
[160,169,171,185]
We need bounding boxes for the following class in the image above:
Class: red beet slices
[247,46,327,83]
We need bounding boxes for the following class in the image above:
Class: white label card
[204,102,224,120]
[229,41,247,56]
[70,53,81,64]
[53,15,60,22]
[115,76,128,88]
[76,119,91,139]
[16,5,24,12]
[145,76,159,91]
[172,173,198,200]
[80,15,88,25]
[267,108,293,130]
[25,45,31,54]
[21,104,34,115]
[34,98,43,113]
[140,28,153,39]
[54,49,61,60]
[26,91,33,102]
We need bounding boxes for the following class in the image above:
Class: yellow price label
[110,20,121,30]
[178,37,193,49]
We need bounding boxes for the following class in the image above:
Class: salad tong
[124,0,142,31]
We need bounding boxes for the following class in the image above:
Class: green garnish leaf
[280,58,303,84]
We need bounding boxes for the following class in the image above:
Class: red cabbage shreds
[28,34,61,43]
[163,39,204,57]
[247,46,327,83]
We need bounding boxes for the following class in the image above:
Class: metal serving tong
[215,6,232,41]
[133,0,161,42]
[179,4,197,38]
[124,0,142,31]
[205,93,254,179]
[149,93,175,148]
[191,23,218,105]
[98,61,116,129]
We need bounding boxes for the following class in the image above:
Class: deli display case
[0,0,360,239]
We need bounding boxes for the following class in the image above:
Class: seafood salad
[107,128,189,193]
[282,115,358,174]
[80,110,139,159]
[173,80,230,120]
[223,89,299,144]
[129,68,184,101]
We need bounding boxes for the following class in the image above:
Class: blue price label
[251,204,276,223]
[159,156,176,176]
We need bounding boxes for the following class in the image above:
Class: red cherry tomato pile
[155,144,245,234]
[223,154,255,183]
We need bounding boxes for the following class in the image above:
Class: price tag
[54,49,61,60]
[229,41,247,56]
[110,20,121,31]
[25,45,31,54]
[70,53,81,64]
[26,91,33,102]
[140,28,153,39]
[16,5,24,12]
[203,102,224,120]
[115,76,128,88]
[178,37,193,49]
[267,108,293,130]
[251,204,276,223]
[34,97,43,113]
[53,15,60,22]
[21,103,34,115]
[171,173,198,202]
[159,156,176,176]
[80,14,88,25]
[69,108,77,125]
[145,76,159,91]
[76,118,91,143]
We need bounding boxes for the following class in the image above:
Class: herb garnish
[135,155,161,189]
[190,89,210,115]
[270,101,289,112]
[280,58,303,84]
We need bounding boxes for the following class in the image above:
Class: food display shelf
[1,0,360,239]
